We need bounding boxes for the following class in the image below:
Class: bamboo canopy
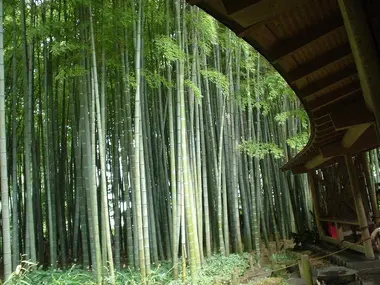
[188,0,380,173]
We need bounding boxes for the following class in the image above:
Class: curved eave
[188,0,380,173]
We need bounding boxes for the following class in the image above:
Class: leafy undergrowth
[248,277,289,285]
[269,251,298,266]
[195,253,250,284]
[4,254,251,285]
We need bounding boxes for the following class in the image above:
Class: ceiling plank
[305,154,332,169]
[342,123,372,148]
[287,44,352,82]
[314,115,331,127]
[227,0,308,28]
[222,0,262,16]
[307,81,361,111]
[267,11,343,63]
[298,64,357,98]
[330,100,374,130]
[313,92,362,118]
[320,126,378,157]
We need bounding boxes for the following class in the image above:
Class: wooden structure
[188,0,380,259]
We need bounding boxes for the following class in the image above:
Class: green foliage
[286,132,309,152]
[269,251,298,266]
[154,35,185,62]
[239,141,284,159]
[248,277,289,285]
[51,41,82,57]
[192,12,217,55]
[55,65,87,81]
[185,79,201,100]
[5,255,253,285]
[274,109,308,126]
[192,254,251,284]
[143,69,173,89]
[200,69,229,95]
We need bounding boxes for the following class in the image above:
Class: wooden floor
[307,242,380,284]
[309,243,380,269]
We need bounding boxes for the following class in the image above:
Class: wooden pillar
[361,153,380,225]
[344,155,375,259]
[307,172,324,240]
[338,0,380,140]
[300,255,313,285]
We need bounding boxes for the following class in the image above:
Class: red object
[328,222,337,239]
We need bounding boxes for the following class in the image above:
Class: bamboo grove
[0,0,313,283]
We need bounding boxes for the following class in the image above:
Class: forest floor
[3,241,327,285]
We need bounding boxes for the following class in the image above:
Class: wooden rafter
[315,133,344,146]
[314,115,331,126]
[342,123,372,148]
[308,81,361,110]
[299,63,357,98]
[287,44,352,82]
[226,0,308,27]
[320,127,377,157]
[222,0,262,16]
[267,11,343,63]
[330,99,374,130]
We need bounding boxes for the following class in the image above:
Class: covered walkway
[189,0,380,260]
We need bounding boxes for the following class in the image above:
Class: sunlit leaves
[55,65,87,81]
[263,72,294,101]
[185,79,201,100]
[287,132,309,152]
[51,41,82,56]
[200,69,229,95]
[143,69,173,89]
[238,141,284,159]
[154,35,185,62]
[275,108,309,128]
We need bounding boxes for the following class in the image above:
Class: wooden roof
[189,0,380,173]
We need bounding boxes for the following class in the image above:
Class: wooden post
[307,172,324,239]
[361,152,380,226]
[248,254,254,270]
[301,255,313,285]
[231,267,239,285]
[336,222,344,247]
[338,0,380,140]
[344,155,375,259]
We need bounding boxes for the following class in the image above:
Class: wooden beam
[305,154,331,170]
[188,1,243,33]
[307,172,324,240]
[307,81,361,110]
[321,236,365,253]
[299,63,357,98]
[321,134,371,157]
[342,123,372,149]
[315,132,343,145]
[314,115,331,127]
[227,0,308,28]
[331,100,374,130]
[187,0,202,5]
[313,94,361,118]
[287,44,352,83]
[319,126,377,158]
[344,155,375,259]
[267,11,343,63]
[360,153,380,227]
[316,127,334,138]
[222,0,262,16]
[338,0,380,139]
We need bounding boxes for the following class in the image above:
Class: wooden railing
[318,218,365,254]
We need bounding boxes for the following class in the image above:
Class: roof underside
[189,0,380,173]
